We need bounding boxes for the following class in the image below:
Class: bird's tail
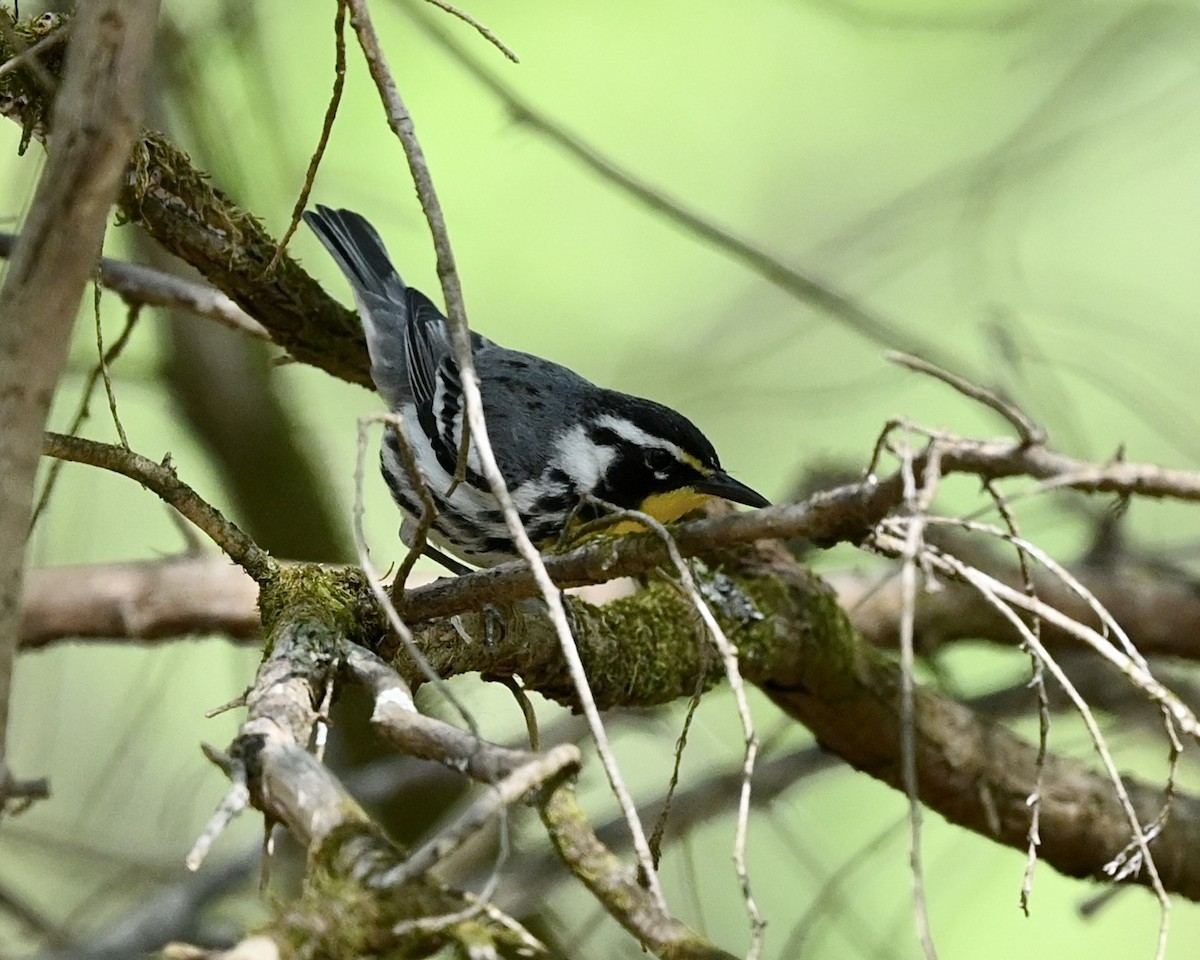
[303,205,413,409]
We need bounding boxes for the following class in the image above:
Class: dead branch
[196,575,547,957]
[401,2,962,375]
[20,505,1200,667]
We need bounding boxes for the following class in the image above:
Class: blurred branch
[20,556,260,649]
[161,297,351,562]
[0,877,69,947]
[33,853,257,960]
[0,232,268,339]
[0,0,159,812]
[404,2,967,375]
[134,18,352,565]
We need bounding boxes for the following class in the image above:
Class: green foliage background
[4,0,1200,957]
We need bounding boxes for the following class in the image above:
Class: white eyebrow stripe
[593,414,684,459]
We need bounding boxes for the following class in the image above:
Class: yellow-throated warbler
[305,206,769,569]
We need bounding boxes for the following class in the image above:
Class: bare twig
[648,689,703,868]
[983,479,1050,916]
[30,302,141,528]
[903,519,1198,739]
[352,414,478,731]
[585,498,765,956]
[41,433,274,582]
[924,545,1172,958]
[347,0,667,908]
[344,639,538,785]
[421,0,518,62]
[377,743,578,887]
[893,428,939,960]
[93,284,132,448]
[186,756,249,871]
[268,0,347,273]
[0,233,270,339]
[887,351,1046,446]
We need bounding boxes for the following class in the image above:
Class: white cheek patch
[555,424,617,491]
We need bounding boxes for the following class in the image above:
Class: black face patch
[593,445,701,509]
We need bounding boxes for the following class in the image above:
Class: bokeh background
[4,0,1200,957]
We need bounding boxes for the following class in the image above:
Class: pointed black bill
[694,471,770,509]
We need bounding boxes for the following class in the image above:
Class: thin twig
[915,517,1186,722]
[267,0,347,273]
[421,0,518,62]
[377,743,578,887]
[352,414,479,734]
[29,303,141,529]
[373,412,440,598]
[41,432,274,582]
[648,688,703,869]
[584,498,765,957]
[0,233,269,340]
[893,427,940,960]
[983,479,1049,917]
[887,351,1046,446]
[186,757,249,871]
[346,0,667,908]
[93,282,131,448]
[926,547,1172,959]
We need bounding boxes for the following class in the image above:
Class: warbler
[304,205,769,569]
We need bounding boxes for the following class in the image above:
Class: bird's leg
[422,545,473,577]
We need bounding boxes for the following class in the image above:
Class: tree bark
[0,0,159,801]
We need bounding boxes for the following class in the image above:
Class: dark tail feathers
[303,205,407,302]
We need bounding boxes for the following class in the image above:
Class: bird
[304,205,769,570]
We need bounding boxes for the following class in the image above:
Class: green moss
[266,822,519,959]
[258,564,381,652]
[731,564,866,692]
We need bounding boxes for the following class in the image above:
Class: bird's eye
[644,448,675,476]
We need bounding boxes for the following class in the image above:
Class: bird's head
[568,394,769,526]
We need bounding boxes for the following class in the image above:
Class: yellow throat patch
[605,487,712,534]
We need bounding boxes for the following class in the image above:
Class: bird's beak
[694,471,771,509]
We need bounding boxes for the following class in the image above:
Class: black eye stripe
[587,426,624,448]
